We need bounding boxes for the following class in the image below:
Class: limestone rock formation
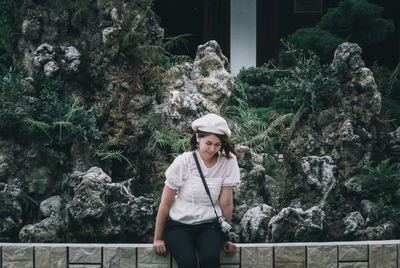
[0,182,23,242]
[19,218,64,243]
[154,40,234,132]
[272,42,385,242]
[233,146,270,224]
[239,204,273,242]
[68,167,156,242]
[0,139,25,241]
[267,206,325,242]
[39,196,65,220]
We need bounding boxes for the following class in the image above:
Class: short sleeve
[165,153,189,190]
[222,155,240,186]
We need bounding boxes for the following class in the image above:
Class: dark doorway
[153,0,204,59]
[153,0,230,60]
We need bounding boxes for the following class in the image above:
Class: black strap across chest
[192,151,219,220]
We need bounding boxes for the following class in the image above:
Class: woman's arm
[218,186,233,224]
[153,186,176,256]
[218,186,237,255]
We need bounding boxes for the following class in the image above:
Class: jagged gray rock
[267,206,325,242]
[233,146,270,225]
[359,199,377,224]
[68,167,156,242]
[301,155,337,208]
[0,139,25,242]
[154,40,234,132]
[39,196,64,220]
[239,204,273,242]
[278,42,384,241]
[19,218,64,243]
[365,222,396,240]
[343,211,365,237]
[32,43,55,68]
[0,183,23,242]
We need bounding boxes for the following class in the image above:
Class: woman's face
[196,133,222,158]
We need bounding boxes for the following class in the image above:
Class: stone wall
[1,241,399,267]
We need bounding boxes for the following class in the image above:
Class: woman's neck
[199,151,218,168]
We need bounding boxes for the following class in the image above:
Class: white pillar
[230,0,257,76]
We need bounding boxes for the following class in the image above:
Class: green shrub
[356,158,400,204]
[232,49,340,116]
[229,79,249,107]
[252,107,291,122]
[381,97,400,126]
[142,114,190,158]
[0,0,23,75]
[372,63,400,125]
[95,138,132,166]
[318,0,394,46]
[272,51,340,112]
[234,63,280,107]
[0,71,101,163]
[279,27,345,65]
[355,158,400,224]
[221,102,294,171]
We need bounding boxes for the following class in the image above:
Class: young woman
[153,113,241,268]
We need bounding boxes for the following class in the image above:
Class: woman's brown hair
[188,131,243,158]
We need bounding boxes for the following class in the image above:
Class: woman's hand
[223,241,236,255]
[153,239,167,256]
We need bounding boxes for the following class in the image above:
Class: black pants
[163,219,224,268]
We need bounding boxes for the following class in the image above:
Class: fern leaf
[287,103,304,140]
[163,34,192,53]
[24,117,51,136]
[53,121,73,140]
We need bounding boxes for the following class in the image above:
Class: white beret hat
[191,113,231,137]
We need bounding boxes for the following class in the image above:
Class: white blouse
[165,150,240,224]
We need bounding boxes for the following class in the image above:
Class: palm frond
[262,153,279,170]
[96,150,132,166]
[24,117,51,136]
[171,135,190,154]
[149,130,171,151]
[97,137,119,151]
[142,114,166,132]
[52,121,73,140]
[71,0,89,22]
[131,45,171,64]
[65,98,80,121]
[95,138,132,166]
[287,103,304,141]
[163,34,192,54]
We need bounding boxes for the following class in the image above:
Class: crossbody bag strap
[192,151,220,219]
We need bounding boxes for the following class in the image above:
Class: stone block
[275,246,305,267]
[103,247,136,268]
[338,245,367,261]
[275,264,305,268]
[241,247,273,268]
[137,247,170,268]
[2,246,33,268]
[69,265,101,268]
[369,244,397,268]
[69,246,102,264]
[307,245,337,268]
[120,247,136,268]
[220,248,240,264]
[338,263,368,268]
[35,246,67,268]
[103,247,119,268]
